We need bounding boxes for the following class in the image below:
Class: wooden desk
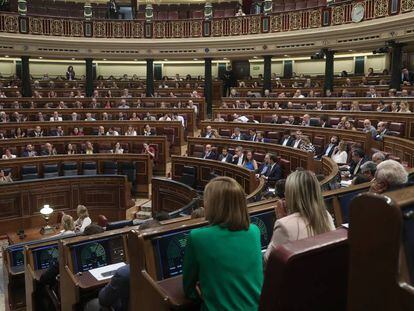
[0,135,166,175]
[0,153,153,196]
[0,120,184,154]
[0,175,134,235]
[187,137,315,174]
[7,227,58,245]
[213,108,414,139]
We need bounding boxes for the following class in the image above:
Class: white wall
[96,62,146,78]
[0,59,16,77]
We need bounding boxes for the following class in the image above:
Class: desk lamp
[40,204,54,235]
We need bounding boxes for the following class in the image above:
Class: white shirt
[106,131,119,136]
[75,217,92,233]
[324,144,335,156]
[175,115,185,127]
[2,154,16,159]
[237,155,244,166]
[332,151,348,164]
[293,139,302,149]
[50,116,62,122]
[125,130,137,136]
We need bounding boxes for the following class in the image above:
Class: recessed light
[71,58,75,60]
[39,56,43,59]
[193,58,198,61]
[163,59,168,61]
[284,54,289,57]
[223,57,227,60]
[134,59,138,61]
[348,49,353,52]
[253,56,258,59]
[4,55,9,58]
[103,58,107,61]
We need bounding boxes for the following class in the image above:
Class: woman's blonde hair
[338,140,347,152]
[285,170,332,235]
[204,176,249,231]
[77,205,89,220]
[62,214,75,231]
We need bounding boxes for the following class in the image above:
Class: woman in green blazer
[183,176,263,311]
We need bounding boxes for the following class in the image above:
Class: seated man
[201,144,216,160]
[359,161,377,182]
[318,135,338,158]
[218,147,232,163]
[372,151,386,165]
[255,153,282,185]
[22,144,37,157]
[230,128,247,141]
[374,121,388,141]
[370,160,409,193]
[232,146,245,166]
[291,130,303,149]
[41,143,57,156]
[362,119,377,138]
[341,148,367,178]
[204,126,214,138]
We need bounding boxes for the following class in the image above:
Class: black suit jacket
[232,154,246,165]
[349,158,367,177]
[231,133,247,141]
[201,151,216,160]
[218,153,232,163]
[321,143,337,158]
[402,72,414,85]
[280,136,294,147]
[266,163,282,182]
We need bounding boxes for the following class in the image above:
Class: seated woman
[56,214,76,237]
[264,170,335,263]
[183,177,263,310]
[74,205,92,233]
[244,151,258,171]
[331,140,348,164]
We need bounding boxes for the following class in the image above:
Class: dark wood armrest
[156,275,200,310]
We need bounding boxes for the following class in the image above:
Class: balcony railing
[0,0,412,39]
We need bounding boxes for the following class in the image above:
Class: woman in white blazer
[264,170,335,263]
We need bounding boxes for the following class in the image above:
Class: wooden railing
[0,0,411,38]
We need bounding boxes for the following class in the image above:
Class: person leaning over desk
[183,176,263,311]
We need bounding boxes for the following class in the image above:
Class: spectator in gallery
[2,148,16,159]
[235,7,246,16]
[183,176,263,311]
[84,141,94,154]
[398,101,411,113]
[125,125,137,136]
[112,142,124,154]
[66,65,75,81]
[66,143,77,155]
[401,67,414,85]
[264,170,335,263]
[0,169,13,183]
[75,205,92,233]
[143,143,156,160]
[366,67,374,77]
[22,144,37,157]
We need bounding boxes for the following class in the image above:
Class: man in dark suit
[218,147,233,163]
[232,146,245,166]
[280,132,295,147]
[256,153,282,184]
[270,114,279,124]
[347,148,367,177]
[107,0,119,19]
[21,144,37,157]
[204,126,214,138]
[318,135,339,158]
[255,132,269,143]
[201,144,216,160]
[231,128,247,141]
[374,121,388,141]
[320,115,332,128]
[401,68,414,85]
[248,129,257,141]
[98,264,130,310]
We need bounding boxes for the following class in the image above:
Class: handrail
[0,0,411,38]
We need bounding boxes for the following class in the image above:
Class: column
[146,59,154,97]
[390,43,403,91]
[85,58,94,97]
[204,58,213,118]
[21,56,32,97]
[262,55,272,94]
[324,50,335,96]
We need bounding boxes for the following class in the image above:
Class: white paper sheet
[89,262,126,281]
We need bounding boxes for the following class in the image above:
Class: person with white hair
[372,151,386,164]
[369,160,408,194]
